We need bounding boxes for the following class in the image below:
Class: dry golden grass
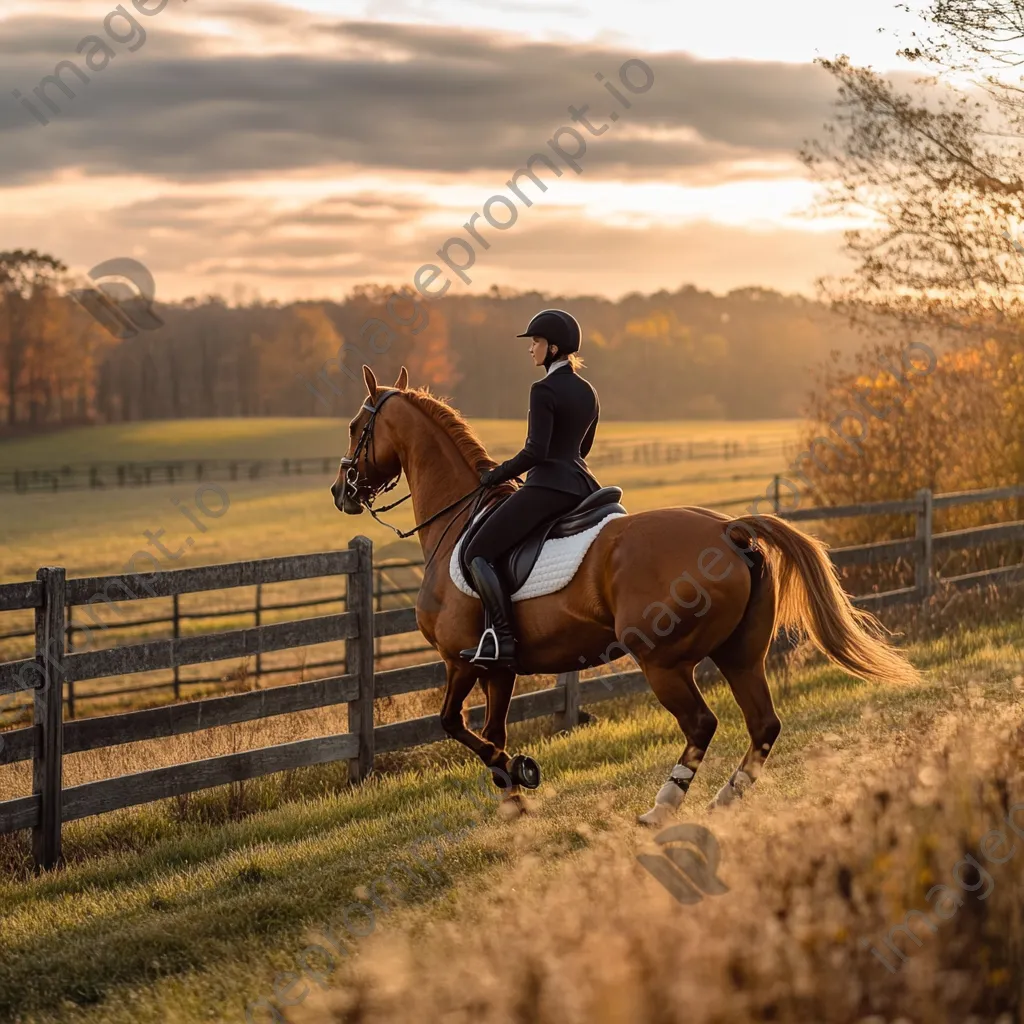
[0,613,1021,1023]
[296,697,1024,1024]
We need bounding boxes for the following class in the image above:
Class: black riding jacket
[489,362,601,497]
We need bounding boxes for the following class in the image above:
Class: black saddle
[458,486,627,594]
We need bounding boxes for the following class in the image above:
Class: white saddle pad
[450,511,627,602]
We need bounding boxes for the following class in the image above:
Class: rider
[460,308,602,668]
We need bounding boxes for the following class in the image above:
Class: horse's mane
[395,387,515,491]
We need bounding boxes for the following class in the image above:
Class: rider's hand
[479,467,502,487]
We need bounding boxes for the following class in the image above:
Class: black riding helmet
[517,309,581,361]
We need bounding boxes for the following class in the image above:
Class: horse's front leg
[439,661,536,812]
[439,658,504,769]
[480,667,515,774]
[480,668,540,814]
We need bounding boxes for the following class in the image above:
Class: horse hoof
[498,792,529,819]
[637,803,675,828]
[508,754,541,790]
[489,765,514,791]
[708,770,752,810]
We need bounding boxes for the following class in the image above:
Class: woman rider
[460,308,602,668]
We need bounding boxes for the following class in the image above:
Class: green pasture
[0,417,800,584]
[0,417,800,471]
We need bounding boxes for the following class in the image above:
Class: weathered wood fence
[781,484,1024,607]
[0,436,791,493]
[1,483,1022,871]
[0,536,645,871]
[0,557,435,718]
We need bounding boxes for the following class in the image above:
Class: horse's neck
[393,403,484,562]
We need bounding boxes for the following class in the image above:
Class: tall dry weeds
[297,702,1024,1024]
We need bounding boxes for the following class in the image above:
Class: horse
[331,364,920,825]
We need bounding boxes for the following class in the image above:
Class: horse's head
[331,364,410,514]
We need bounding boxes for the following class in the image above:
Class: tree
[801,56,1024,344]
[0,250,66,426]
[898,2,1024,69]
[802,13,1024,489]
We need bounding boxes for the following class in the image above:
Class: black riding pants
[463,486,580,565]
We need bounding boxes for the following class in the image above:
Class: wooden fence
[0,436,792,493]
[0,558,434,719]
[779,484,1024,607]
[1,483,1022,871]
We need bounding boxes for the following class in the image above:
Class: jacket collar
[545,358,571,377]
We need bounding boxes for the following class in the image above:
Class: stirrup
[469,626,500,663]
[460,626,516,666]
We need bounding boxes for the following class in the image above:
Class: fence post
[254,585,262,684]
[915,488,934,599]
[374,568,383,659]
[33,567,66,872]
[557,671,580,732]
[771,474,781,514]
[64,604,75,720]
[172,594,181,700]
[346,536,375,783]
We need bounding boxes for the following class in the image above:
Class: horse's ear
[394,366,409,391]
[362,364,378,397]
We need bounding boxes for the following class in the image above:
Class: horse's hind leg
[707,571,781,809]
[637,660,718,828]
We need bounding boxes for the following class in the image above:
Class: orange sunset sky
[0,0,931,303]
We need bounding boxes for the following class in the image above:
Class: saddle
[458,486,627,593]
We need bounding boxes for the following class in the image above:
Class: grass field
[0,417,799,471]
[0,417,799,583]
[0,619,1020,1023]
[2,419,1023,1021]
[0,416,801,721]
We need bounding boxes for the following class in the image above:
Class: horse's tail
[728,513,920,687]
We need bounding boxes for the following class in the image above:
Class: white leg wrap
[654,780,686,809]
[637,764,694,826]
[637,802,676,827]
[710,768,754,809]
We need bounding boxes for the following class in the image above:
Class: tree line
[0,268,883,429]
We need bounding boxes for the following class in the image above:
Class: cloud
[0,17,842,183]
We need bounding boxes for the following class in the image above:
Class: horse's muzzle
[331,476,364,515]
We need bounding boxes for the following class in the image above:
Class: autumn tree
[0,250,66,426]
[800,6,1024,498]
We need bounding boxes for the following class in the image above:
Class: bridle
[339,389,495,568]
[340,390,407,519]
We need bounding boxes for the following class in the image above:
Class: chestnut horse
[332,365,919,825]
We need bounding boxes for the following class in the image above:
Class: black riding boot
[459,557,518,669]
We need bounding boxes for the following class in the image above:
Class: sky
[0,0,934,303]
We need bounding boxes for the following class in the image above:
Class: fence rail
[0,437,793,494]
[0,557,431,718]
[1,483,1023,870]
